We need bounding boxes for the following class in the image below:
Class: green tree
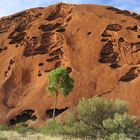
[47,68,74,120]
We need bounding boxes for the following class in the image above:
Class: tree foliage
[47,68,74,96]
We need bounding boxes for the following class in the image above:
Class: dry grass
[0,131,79,140]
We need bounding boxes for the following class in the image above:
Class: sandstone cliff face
[0,3,140,127]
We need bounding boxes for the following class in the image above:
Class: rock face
[0,3,140,127]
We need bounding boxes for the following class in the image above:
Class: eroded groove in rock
[127,25,139,32]
[49,48,63,57]
[46,56,60,62]
[38,23,61,32]
[15,21,28,32]
[99,40,118,64]
[9,32,26,44]
[38,63,44,67]
[24,32,65,57]
[46,3,73,21]
[100,23,140,67]
[9,109,37,125]
[107,6,140,21]
[46,107,69,118]
[131,42,140,53]
[56,27,66,32]
[101,30,111,37]
[106,24,122,31]
[0,10,41,34]
[38,71,42,77]
[55,61,61,68]
[119,67,140,82]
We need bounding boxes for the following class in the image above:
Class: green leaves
[47,68,74,97]
[103,113,137,134]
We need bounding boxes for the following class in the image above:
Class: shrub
[0,123,35,135]
[61,97,140,139]
[103,113,137,135]
[107,133,130,140]
[37,120,64,136]
[0,125,12,131]
[14,123,35,134]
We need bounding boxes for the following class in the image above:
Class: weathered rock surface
[0,3,140,127]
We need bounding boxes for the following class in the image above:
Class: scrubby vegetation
[37,97,140,139]
[0,97,140,140]
[59,97,140,139]
[37,120,63,136]
[0,122,35,135]
[13,123,35,134]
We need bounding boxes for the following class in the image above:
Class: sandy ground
[0,130,82,140]
[0,131,72,140]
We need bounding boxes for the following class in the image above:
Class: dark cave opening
[9,109,37,125]
[46,107,69,118]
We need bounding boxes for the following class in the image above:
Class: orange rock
[0,3,140,126]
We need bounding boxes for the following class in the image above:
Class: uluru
[0,2,140,128]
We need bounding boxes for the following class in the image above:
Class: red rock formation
[0,3,140,127]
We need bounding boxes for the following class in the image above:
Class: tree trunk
[53,94,57,120]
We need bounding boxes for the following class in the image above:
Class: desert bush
[0,123,35,135]
[106,133,130,140]
[37,120,64,136]
[0,125,11,131]
[60,97,140,139]
[103,113,138,135]
[14,123,35,134]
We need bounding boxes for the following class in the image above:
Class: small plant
[47,67,74,120]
